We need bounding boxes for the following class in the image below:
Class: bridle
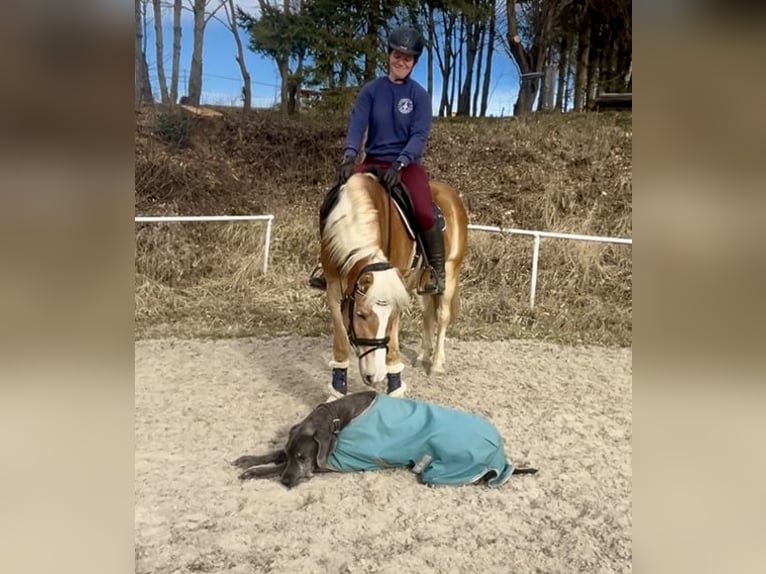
[343,260,392,359]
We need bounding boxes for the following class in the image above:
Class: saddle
[318,167,446,259]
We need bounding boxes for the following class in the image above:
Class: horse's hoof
[326,382,346,400]
[387,380,408,398]
[429,363,445,375]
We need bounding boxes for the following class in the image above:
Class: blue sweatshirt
[343,76,433,167]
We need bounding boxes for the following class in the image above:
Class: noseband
[344,261,392,359]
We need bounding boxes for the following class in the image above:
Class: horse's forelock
[365,268,410,310]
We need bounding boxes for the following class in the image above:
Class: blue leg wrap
[331,368,347,395]
[386,371,402,395]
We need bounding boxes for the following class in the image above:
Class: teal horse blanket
[326,394,515,487]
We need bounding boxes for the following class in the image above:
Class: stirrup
[416,266,444,295]
[308,265,327,291]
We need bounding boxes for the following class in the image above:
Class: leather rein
[343,260,392,359]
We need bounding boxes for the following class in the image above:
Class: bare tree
[171,0,182,104]
[185,0,226,106]
[456,10,483,116]
[573,22,590,111]
[152,0,170,103]
[432,9,457,117]
[187,0,205,104]
[135,0,154,107]
[502,0,574,115]
[219,0,252,111]
[479,0,497,117]
[554,34,570,111]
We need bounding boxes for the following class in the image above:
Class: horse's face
[342,271,395,384]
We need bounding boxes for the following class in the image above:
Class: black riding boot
[421,224,446,294]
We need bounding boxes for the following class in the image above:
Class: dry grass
[135,107,632,346]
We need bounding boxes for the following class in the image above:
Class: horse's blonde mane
[323,175,410,309]
[322,175,382,275]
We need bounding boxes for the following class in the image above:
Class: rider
[309,25,446,294]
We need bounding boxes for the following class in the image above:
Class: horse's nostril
[363,374,375,385]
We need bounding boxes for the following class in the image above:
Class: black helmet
[387,26,424,59]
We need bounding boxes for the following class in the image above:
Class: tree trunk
[539,63,556,111]
[288,53,305,115]
[426,4,434,100]
[565,51,575,111]
[224,0,251,112]
[363,16,378,82]
[506,0,537,115]
[436,13,455,117]
[586,28,600,107]
[287,81,298,114]
[135,0,143,108]
[573,24,590,112]
[171,0,182,104]
[472,22,486,117]
[151,0,169,103]
[135,0,153,107]
[555,35,569,112]
[278,59,289,113]
[141,51,154,105]
[450,19,463,114]
[480,0,496,117]
[457,16,479,116]
[188,0,205,105]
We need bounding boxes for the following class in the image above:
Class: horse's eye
[356,310,367,319]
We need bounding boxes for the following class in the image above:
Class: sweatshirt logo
[397,98,414,114]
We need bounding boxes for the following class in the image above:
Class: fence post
[263,216,273,274]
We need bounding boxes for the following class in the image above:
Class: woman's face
[388,50,415,82]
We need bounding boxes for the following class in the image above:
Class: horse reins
[343,260,392,358]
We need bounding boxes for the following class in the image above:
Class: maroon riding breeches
[354,157,435,231]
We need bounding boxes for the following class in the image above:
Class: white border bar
[135,214,275,273]
[467,223,632,308]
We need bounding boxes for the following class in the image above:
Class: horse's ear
[358,271,374,294]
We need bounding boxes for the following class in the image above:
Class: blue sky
[143,4,522,116]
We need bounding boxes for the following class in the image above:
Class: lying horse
[319,172,468,397]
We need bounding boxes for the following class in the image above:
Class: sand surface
[135,336,631,573]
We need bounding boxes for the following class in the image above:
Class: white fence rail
[134,215,275,273]
[133,215,631,306]
[467,224,632,309]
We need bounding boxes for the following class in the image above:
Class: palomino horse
[319,172,468,398]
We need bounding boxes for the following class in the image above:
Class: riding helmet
[387,26,425,59]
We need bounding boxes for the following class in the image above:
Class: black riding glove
[382,161,404,188]
[337,156,356,183]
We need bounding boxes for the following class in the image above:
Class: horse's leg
[326,278,350,397]
[431,261,458,374]
[385,312,406,396]
[417,291,436,370]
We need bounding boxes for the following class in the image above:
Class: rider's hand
[382,161,404,188]
[337,156,356,183]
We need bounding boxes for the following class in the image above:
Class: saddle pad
[326,394,515,487]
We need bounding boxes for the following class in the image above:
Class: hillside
[135,107,632,345]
